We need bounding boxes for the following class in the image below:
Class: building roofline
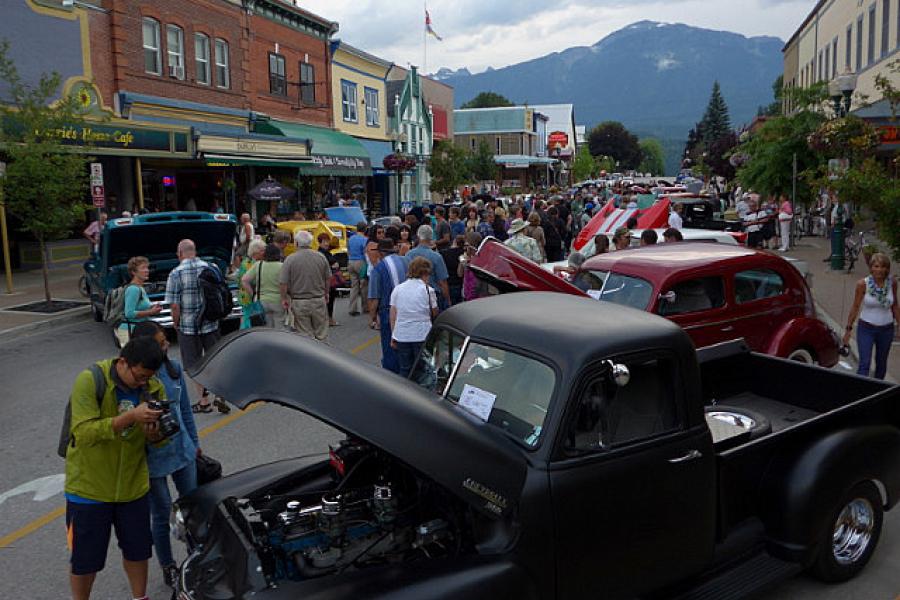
[782,0,826,52]
[454,106,529,112]
[332,39,393,70]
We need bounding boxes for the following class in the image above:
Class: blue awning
[358,138,394,174]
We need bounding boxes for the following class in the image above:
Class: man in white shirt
[735,194,750,219]
[668,203,684,230]
[742,199,766,248]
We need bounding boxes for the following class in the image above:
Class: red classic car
[470,240,841,367]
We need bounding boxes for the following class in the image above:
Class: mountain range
[437,21,784,174]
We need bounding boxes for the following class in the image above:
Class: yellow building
[329,40,394,214]
[783,0,900,114]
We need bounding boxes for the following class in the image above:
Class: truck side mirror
[604,360,630,387]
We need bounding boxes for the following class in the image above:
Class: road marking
[0,474,66,505]
[0,335,381,549]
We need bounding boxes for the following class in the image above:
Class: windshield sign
[411,330,555,448]
[574,270,654,310]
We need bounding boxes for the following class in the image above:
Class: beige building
[783,0,900,114]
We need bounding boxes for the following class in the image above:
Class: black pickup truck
[173,293,900,600]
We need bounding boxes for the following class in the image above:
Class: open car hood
[189,329,527,519]
[105,216,235,267]
[469,238,587,296]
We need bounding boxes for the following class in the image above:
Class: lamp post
[553,143,563,187]
[826,70,857,270]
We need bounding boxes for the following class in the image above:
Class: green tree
[761,75,784,117]
[638,138,665,176]
[468,139,498,182]
[699,81,732,145]
[460,91,514,109]
[571,144,597,181]
[0,40,91,304]
[428,140,470,196]
[587,121,642,170]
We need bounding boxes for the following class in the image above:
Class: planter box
[18,239,91,270]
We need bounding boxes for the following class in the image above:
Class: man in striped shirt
[367,238,410,374]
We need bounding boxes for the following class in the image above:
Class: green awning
[257,120,372,176]
[205,154,312,168]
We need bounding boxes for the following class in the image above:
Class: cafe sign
[35,122,190,155]
[198,135,310,159]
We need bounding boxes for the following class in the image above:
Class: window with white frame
[215,39,230,89]
[269,53,286,96]
[142,18,161,75]
[300,62,315,105]
[364,87,379,126]
[341,80,358,122]
[166,25,184,79]
[194,34,210,85]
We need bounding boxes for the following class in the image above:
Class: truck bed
[696,341,899,537]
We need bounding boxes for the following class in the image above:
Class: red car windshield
[573,270,655,311]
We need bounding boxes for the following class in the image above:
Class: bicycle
[844,229,875,274]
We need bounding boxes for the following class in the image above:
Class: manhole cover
[2,299,89,314]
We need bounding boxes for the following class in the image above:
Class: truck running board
[668,552,803,600]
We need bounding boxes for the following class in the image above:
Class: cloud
[300,0,809,72]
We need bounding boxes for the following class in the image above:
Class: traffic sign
[90,162,103,186]
[92,184,104,197]
[92,195,105,208]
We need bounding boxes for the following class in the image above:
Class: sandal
[192,402,213,414]
[213,397,231,414]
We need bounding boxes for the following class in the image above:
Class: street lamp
[552,142,563,187]
[828,70,858,117]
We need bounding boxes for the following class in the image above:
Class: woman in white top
[390,257,439,377]
[843,253,900,379]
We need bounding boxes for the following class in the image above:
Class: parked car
[173,294,900,599]
[82,211,241,330]
[472,240,841,366]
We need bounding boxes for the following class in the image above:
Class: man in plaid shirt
[165,239,228,413]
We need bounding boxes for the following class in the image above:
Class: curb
[0,307,92,342]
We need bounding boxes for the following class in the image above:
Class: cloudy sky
[299,0,811,73]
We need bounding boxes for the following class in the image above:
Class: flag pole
[423,1,427,74]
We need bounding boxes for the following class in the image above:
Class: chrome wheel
[787,348,815,364]
[832,498,875,565]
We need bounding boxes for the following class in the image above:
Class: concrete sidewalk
[0,264,91,338]
[783,234,899,382]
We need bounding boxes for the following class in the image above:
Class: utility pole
[0,160,13,294]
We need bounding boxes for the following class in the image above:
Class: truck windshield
[573,270,654,310]
[411,331,555,448]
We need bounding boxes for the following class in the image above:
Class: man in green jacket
[65,336,166,600]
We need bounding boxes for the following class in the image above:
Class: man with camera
[64,337,167,600]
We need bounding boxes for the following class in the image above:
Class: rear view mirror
[659,291,677,304]
[604,360,630,387]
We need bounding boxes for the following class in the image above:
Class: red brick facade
[243,12,332,127]
[86,0,333,125]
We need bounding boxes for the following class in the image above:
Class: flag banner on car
[426,10,443,41]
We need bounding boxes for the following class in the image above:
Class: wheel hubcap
[832,498,874,565]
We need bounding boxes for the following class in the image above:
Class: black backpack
[58,364,107,458]
[198,264,232,323]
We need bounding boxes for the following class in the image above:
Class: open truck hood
[189,329,527,519]
[469,238,587,297]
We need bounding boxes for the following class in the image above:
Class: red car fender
[765,317,840,367]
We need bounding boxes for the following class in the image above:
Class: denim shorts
[66,494,152,575]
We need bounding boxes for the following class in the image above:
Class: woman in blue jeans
[843,253,900,380]
[131,321,200,587]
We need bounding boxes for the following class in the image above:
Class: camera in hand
[147,397,181,439]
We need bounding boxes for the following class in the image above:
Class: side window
[734,269,785,304]
[657,277,725,316]
[410,328,463,393]
[567,358,682,453]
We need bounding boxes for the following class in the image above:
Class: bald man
[164,239,228,413]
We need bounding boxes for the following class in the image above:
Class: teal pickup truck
[83,211,241,330]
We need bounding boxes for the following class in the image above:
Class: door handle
[668,449,702,464]
[720,326,735,332]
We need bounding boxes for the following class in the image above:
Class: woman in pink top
[777,194,793,252]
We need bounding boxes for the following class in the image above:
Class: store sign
[308,155,372,170]
[38,124,180,152]
[548,131,569,147]
[198,135,310,159]
[503,162,527,169]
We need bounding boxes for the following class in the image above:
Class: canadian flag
[425,10,443,41]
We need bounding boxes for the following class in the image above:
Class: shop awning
[259,120,373,177]
[358,138,394,174]
[204,154,313,168]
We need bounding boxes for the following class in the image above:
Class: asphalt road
[0,298,898,599]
